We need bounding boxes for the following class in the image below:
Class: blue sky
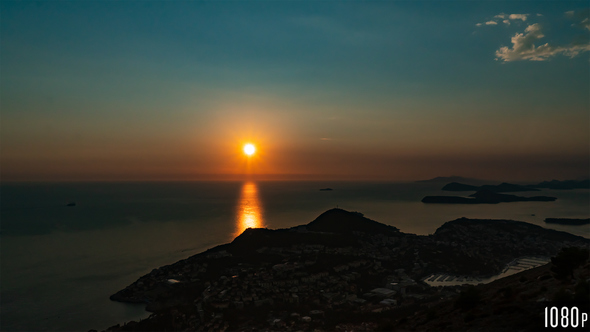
[1,1,588,181]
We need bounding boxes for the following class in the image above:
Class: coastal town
[106,209,589,331]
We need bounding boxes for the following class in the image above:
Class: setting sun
[243,143,256,156]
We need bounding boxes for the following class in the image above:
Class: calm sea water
[1,181,588,331]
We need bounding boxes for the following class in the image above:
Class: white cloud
[495,23,590,61]
[483,13,531,27]
[561,42,590,57]
[508,14,529,21]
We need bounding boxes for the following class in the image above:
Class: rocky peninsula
[104,209,588,331]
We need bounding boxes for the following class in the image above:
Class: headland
[104,209,589,331]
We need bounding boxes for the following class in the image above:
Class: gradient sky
[1,1,589,182]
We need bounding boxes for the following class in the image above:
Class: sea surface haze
[1,181,588,331]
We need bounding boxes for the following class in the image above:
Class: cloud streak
[495,23,590,62]
[477,13,531,26]
[482,9,590,61]
[566,8,590,31]
[508,14,528,21]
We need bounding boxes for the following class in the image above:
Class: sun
[243,143,256,156]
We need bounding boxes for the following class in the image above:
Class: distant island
[104,208,588,332]
[441,182,539,193]
[544,218,590,226]
[422,189,556,204]
[529,179,590,190]
[423,178,590,204]
[319,188,333,191]
[440,179,589,191]
[416,176,487,184]
[423,178,589,191]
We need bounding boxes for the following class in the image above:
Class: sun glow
[243,143,256,156]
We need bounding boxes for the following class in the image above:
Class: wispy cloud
[477,9,590,61]
[478,13,530,26]
[566,8,590,31]
[508,14,528,22]
[495,23,590,61]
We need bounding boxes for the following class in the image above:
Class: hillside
[393,255,589,332]
[104,209,589,332]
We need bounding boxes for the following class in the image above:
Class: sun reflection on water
[235,182,264,237]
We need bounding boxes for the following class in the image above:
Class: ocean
[1,181,588,331]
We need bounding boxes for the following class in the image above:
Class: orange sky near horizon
[1,95,589,182]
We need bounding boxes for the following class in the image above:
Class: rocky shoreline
[103,209,589,331]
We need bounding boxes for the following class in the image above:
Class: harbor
[423,256,550,287]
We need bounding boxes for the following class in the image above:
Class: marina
[423,256,550,287]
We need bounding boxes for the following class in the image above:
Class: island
[103,208,588,331]
[415,176,485,184]
[422,189,556,204]
[529,179,590,190]
[441,182,539,193]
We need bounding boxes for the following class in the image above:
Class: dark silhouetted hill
[226,226,359,257]
[393,253,589,332]
[306,208,400,235]
[434,217,584,243]
[105,209,588,332]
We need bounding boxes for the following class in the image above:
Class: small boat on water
[66,202,76,207]
[319,188,333,191]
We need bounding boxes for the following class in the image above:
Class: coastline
[104,209,590,331]
[1,182,588,331]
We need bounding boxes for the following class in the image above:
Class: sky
[1,1,589,182]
